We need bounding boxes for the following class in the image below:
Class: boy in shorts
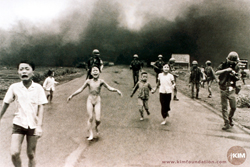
[67,66,122,140]
[0,60,48,167]
[130,72,152,121]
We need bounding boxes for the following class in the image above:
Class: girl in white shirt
[43,70,58,103]
[152,63,176,125]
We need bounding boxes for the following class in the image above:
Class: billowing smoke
[0,0,250,67]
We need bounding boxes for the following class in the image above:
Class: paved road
[0,66,249,167]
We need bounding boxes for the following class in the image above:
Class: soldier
[168,58,179,101]
[86,49,103,79]
[130,54,143,87]
[189,60,203,99]
[204,60,218,98]
[152,55,165,83]
[216,51,241,130]
[200,65,206,88]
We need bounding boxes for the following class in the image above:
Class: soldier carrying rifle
[152,55,165,83]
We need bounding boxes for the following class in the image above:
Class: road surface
[0,66,249,167]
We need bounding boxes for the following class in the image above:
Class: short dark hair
[163,63,169,67]
[141,72,147,75]
[91,65,100,72]
[17,60,35,71]
[47,70,53,76]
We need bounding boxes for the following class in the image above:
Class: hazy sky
[2,0,249,32]
[1,0,250,66]
[0,0,69,29]
[0,0,205,30]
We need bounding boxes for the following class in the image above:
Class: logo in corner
[227,146,247,165]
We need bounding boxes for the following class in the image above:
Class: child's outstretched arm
[148,83,153,91]
[102,80,122,96]
[171,80,176,89]
[67,80,89,101]
[131,82,139,97]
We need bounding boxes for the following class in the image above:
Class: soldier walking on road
[86,49,103,79]
[216,51,241,130]
[130,54,143,87]
[189,60,203,99]
[152,55,165,83]
[204,60,218,98]
[168,58,179,101]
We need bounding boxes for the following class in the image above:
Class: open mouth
[21,75,28,78]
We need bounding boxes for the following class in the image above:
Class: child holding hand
[131,72,152,121]
[152,63,176,125]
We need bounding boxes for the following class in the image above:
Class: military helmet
[192,60,198,65]
[133,54,139,58]
[227,51,239,62]
[205,60,211,65]
[92,49,100,55]
[158,54,163,58]
[169,57,175,62]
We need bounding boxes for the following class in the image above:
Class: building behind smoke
[171,54,190,70]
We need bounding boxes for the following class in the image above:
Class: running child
[152,63,176,125]
[0,60,48,167]
[43,70,59,103]
[130,72,152,121]
[67,66,122,140]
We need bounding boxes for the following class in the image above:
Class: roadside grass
[0,66,86,100]
[145,67,250,129]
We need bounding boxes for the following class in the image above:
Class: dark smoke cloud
[0,0,250,67]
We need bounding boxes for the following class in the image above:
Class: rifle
[151,64,161,70]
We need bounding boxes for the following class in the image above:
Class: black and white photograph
[0,0,250,166]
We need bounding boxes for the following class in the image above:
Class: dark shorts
[12,124,35,136]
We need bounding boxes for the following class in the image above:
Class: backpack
[204,66,215,81]
[190,67,202,82]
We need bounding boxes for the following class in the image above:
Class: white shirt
[4,81,48,129]
[158,73,174,94]
[43,77,58,91]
